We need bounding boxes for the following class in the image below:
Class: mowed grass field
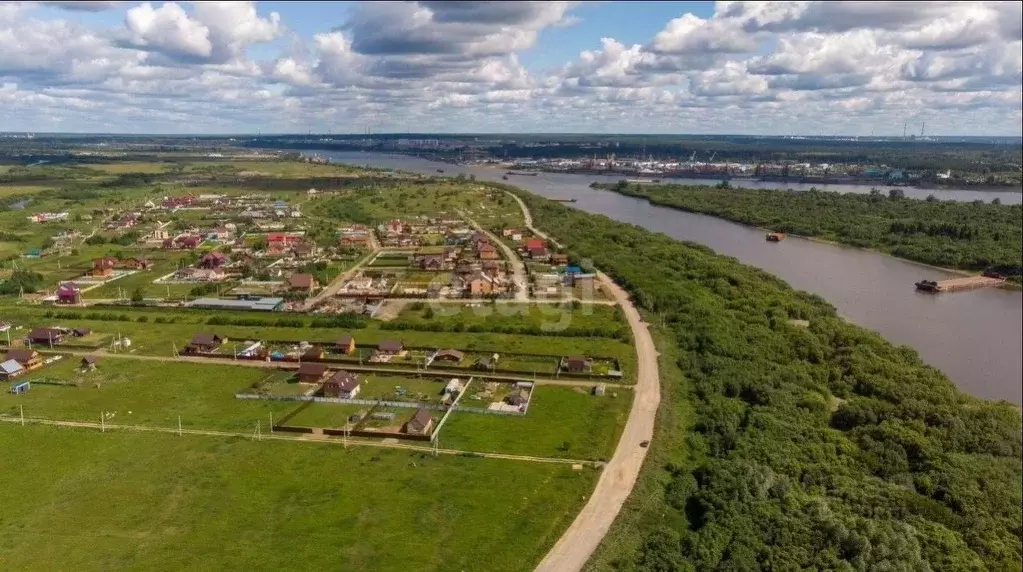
[441,385,632,461]
[0,358,295,432]
[0,425,597,572]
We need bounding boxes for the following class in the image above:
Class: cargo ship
[766,232,786,242]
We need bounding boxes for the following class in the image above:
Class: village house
[564,272,596,288]
[550,253,569,266]
[268,232,304,248]
[174,235,203,250]
[502,228,523,241]
[336,335,356,355]
[433,349,464,363]
[185,333,226,354]
[481,261,501,279]
[207,227,233,241]
[27,327,64,347]
[528,245,549,261]
[80,356,98,370]
[90,257,118,277]
[199,252,228,269]
[0,359,25,381]
[288,273,317,293]
[5,348,42,370]
[562,356,594,373]
[386,219,404,234]
[404,408,434,436]
[377,339,404,355]
[296,362,328,383]
[56,282,81,304]
[290,242,316,259]
[339,229,371,249]
[121,257,152,270]
[477,243,500,261]
[322,370,360,399]
[468,272,495,296]
[302,346,325,361]
[418,255,444,270]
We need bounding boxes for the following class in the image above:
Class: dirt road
[302,249,378,310]
[460,211,530,302]
[504,190,662,572]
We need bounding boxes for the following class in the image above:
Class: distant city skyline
[1,1,1020,136]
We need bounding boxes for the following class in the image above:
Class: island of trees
[507,188,1022,571]
[598,182,1023,282]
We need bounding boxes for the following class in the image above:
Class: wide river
[318,150,1023,404]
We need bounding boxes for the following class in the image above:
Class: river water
[319,151,1023,404]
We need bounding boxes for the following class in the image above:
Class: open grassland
[183,160,363,177]
[0,185,56,198]
[0,425,597,572]
[390,302,629,339]
[441,385,632,461]
[81,162,170,174]
[0,358,295,432]
[312,182,523,228]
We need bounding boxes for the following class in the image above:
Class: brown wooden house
[296,362,328,383]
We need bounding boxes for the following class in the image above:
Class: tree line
[512,190,1021,570]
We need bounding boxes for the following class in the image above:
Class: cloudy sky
[1,1,1020,135]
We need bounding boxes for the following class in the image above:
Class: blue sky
[1,1,1020,135]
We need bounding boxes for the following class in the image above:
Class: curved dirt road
[502,190,662,572]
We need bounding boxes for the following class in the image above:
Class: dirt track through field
[503,191,662,572]
[0,415,600,466]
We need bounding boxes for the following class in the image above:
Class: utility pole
[101,411,106,433]
[20,404,24,426]
[178,416,182,436]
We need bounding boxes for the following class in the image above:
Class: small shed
[404,408,434,436]
[296,362,328,383]
[336,335,356,355]
[377,339,404,355]
[0,359,25,381]
[80,356,98,370]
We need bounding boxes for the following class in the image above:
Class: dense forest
[509,190,1022,571]
[600,183,1023,281]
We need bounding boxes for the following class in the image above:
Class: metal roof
[0,359,24,374]
[188,297,284,311]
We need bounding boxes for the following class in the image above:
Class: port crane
[708,152,716,163]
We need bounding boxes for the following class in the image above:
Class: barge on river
[915,276,1005,293]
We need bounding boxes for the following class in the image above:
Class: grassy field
[82,162,170,174]
[0,358,295,431]
[392,302,629,338]
[0,425,597,572]
[283,402,366,428]
[441,385,632,461]
[82,254,190,299]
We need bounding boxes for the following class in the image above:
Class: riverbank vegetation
[511,190,1022,571]
[601,183,1023,281]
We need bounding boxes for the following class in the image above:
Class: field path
[460,211,530,302]
[0,415,599,466]
[502,190,662,572]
